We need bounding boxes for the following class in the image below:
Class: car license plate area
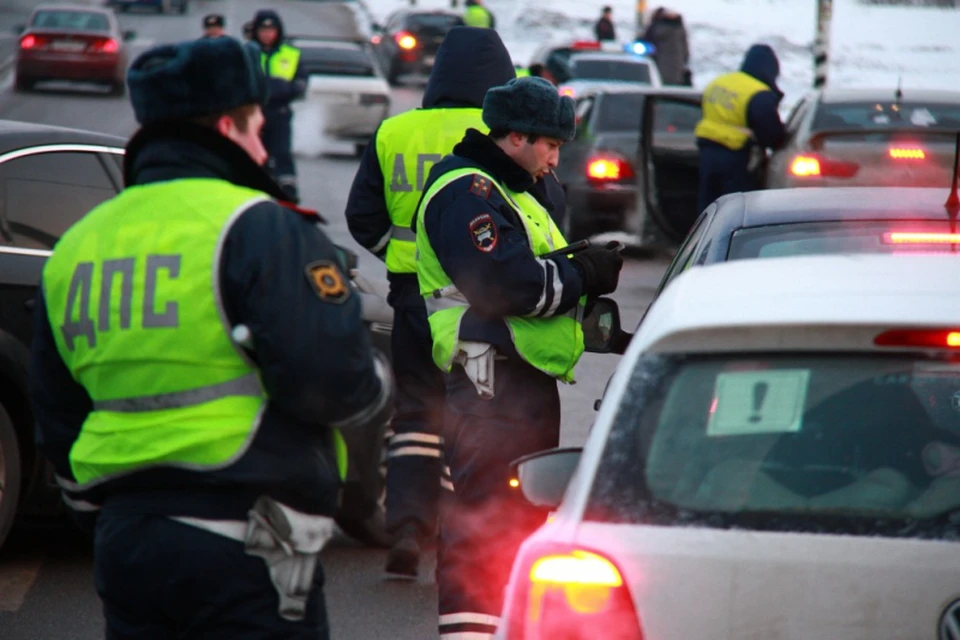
[423,56,435,66]
[50,40,87,53]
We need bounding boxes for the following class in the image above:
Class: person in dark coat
[594,6,616,42]
[694,43,786,215]
[643,7,691,86]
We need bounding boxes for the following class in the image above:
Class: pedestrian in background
[594,5,616,42]
[643,7,692,86]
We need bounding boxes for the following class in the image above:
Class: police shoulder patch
[468,174,493,200]
[469,213,498,253]
[305,260,350,304]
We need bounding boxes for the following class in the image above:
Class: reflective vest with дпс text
[261,43,301,81]
[42,179,346,488]
[376,108,488,274]
[693,71,770,151]
[415,167,586,382]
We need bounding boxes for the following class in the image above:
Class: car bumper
[569,183,637,219]
[322,104,390,139]
[17,54,122,81]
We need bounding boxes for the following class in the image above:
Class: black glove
[571,243,623,297]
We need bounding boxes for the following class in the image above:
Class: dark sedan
[14,4,135,95]
[369,9,463,86]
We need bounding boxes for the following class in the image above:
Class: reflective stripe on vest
[463,5,492,28]
[693,71,770,150]
[261,44,301,82]
[415,167,585,382]
[42,179,272,488]
[376,108,488,274]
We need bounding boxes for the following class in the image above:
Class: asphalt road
[0,2,671,637]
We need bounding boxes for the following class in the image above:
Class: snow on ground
[358,0,960,110]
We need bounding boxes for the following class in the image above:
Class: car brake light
[395,31,417,50]
[882,231,960,245]
[93,38,119,54]
[506,546,643,640]
[20,34,37,49]
[874,329,960,349]
[789,154,858,178]
[889,147,925,160]
[559,86,575,97]
[587,155,634,181]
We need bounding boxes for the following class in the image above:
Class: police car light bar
[625,40,656,56]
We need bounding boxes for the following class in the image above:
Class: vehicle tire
[0,403,23,551]
[14,75,34,93]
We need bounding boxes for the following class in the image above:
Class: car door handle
[24,298,35,312]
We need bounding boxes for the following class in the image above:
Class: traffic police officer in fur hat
[29,36,393,639]
[413,76,623,638]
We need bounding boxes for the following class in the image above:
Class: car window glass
[655,208,709,292]
[298,44,376,77]
[407,14,462,34]
[574,97,595,135]
[652,98,701,134]
[32,10,109,31]
[571,59,651,84]
[812,101,960,131]
[587,352,960,539]
[595,93,644,132]
[784,98,808,132]
[1,151,115,249]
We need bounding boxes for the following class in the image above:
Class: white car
[557,53,662,100]
[290,36,391,157]
[497,254,960,640]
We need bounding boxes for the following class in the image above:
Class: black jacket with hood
[345,27,568,296]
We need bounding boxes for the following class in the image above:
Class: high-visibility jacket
[261,43,301,81]
[415,167,585,382]
[694,71,770,150]
[463,5,493,28]
[42,178,347,487]
[376,108,487,274]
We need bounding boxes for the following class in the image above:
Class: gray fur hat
[127,37,268,126]
[482,77,576,142]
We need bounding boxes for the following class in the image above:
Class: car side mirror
[582,297,622,353]
[122,30,136,41]
[13,25,25,35]
[508,447,583,509]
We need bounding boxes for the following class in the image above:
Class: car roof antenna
[946,131,960,217]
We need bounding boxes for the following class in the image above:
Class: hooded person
[344,26,520,582]
[413,76,623,639]
[643,7,690,85]
[693,43,786,217]
[251,9,307,203]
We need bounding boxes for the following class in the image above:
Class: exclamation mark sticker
[749,382,768,423]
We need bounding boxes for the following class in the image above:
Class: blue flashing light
[626,40,656,56]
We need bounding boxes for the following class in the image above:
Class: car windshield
[32,10,109,32]
[813,101,960,130]
[298,44,376,77]
[728,221,959,260]
[587,353,960,538]
[595,93,645,132]
[572,59,651,83]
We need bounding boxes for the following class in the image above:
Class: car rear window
[32,10,109,31]
[813,101,960,130]
[298,45,376,77]
[407,14,463,34]
[571,59,651,84]
[728,221,957,260]
[586,353,960,539]
[595,93,644,132]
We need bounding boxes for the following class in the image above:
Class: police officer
[28,37,393,639]
[413,76,623,638]
[201,13,225,38]
[694,43,786,215]
[463,0,495,29]
[346,26,516,580]
[252,9,306,203]
[243,20,254,41]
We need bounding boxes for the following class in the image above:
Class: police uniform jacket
[28,122,389,521]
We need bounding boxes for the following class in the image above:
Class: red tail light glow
[506,546,642,640]
[571,40,602,50]
[789,154,858,179]
[92,38,119,54]
[874,329,960,349]
[395,31,417,50]
[587,155,635,182]
[889,147,925,160]
[20,34,37,49]
[883,232,960,245]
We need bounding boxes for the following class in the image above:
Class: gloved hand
[571,242,623,297]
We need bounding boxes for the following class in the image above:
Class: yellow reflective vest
[694,71,770,150]
[261,43,301,81]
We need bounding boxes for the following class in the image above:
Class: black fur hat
[127,38,268,125]
[482,77,576,141]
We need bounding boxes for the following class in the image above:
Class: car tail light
[505,545,643,640]
[91,38,119,54]
[789,154,858,178]
[370,34,382,45]
[559,86,575,98]
[889,146,925,160]
[882,231,960,245]
[874,329,960,349]
[395,31,417,50]
[587,155,634,182]
[20,34,38,49]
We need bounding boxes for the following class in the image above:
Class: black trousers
[94,511,329,639]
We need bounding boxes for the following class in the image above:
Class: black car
[555,85,701,241]
[105,0,189,15]
[369,9,463,86]
[0,119,126,550]
[0,120,394,550]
